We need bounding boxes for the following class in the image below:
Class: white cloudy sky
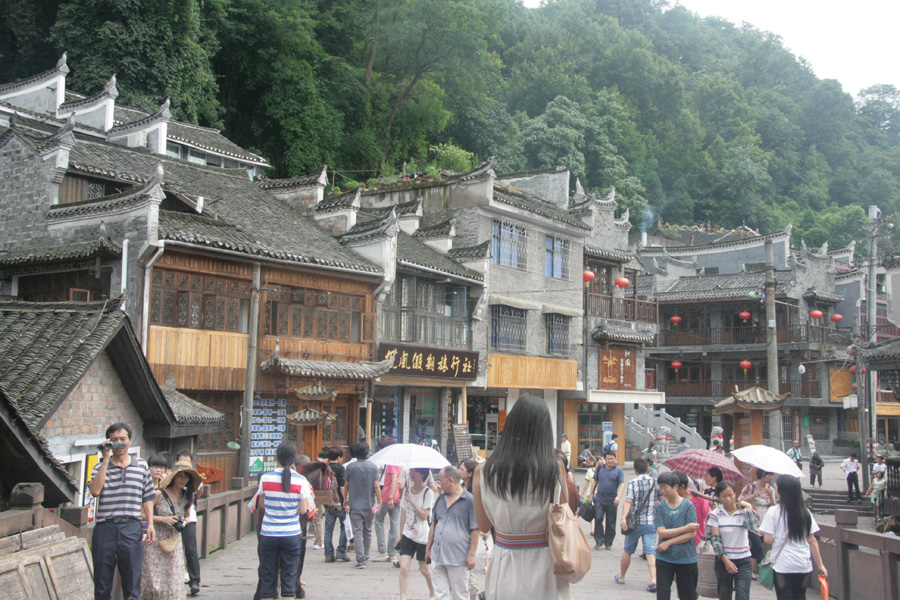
[520,0,900,97]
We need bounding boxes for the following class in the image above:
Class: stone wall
[0,135,57,252]
[41,352,145,457]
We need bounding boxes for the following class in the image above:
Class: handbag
[623,480,654,535]
[578,499,595,523]
[548,466,591,584]
[748,530,765,561]
[758,536,788,590]
[157,489,182,554]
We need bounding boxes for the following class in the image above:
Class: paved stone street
[196,458,860,599]
[198,519,785,600]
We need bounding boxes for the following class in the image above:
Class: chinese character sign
[250,397,287,476]
[599,348,635,390]
[380,343,479,380]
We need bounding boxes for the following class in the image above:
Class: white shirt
[759,505,820,574]
[841,458,861,478]
[560,439,572,461]
[873,462,887,475]
[400,486,435,545]
[707,504,753,560]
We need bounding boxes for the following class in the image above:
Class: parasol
[730,445,803,478]
[663,449,745,483]
[368,443,450,470]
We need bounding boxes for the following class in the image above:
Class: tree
[857,84,900,147]
[50,0,222,125]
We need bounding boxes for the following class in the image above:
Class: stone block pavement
[197,520,787,600]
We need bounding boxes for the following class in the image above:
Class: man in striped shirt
[88,422,156,600]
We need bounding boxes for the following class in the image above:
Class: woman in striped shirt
[255,442,311,600]
[707,482,759,600]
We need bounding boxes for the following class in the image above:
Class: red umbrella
[663,449,744,483]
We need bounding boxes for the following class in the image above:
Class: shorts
[399,534,427,562]
[623,523,657,556]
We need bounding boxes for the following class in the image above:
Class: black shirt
[331,462,346,503]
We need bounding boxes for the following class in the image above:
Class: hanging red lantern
[830,313,843,323]
[671,361,683,372]
[862,367,867,374]
[852,383,858,391]
[739,311,752,323]
[614,277,631,288]
[670,315,682,326]
[739,360,753,374]
[810,309,824,320]
[849,365,857,375]
[583,270,595,284]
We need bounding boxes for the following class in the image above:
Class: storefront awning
[588,389,665,404]
[541,303,582,317]
[261,356,394,379]
[488,294,539,310]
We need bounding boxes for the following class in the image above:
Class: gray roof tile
[447,241,490,262]
[397,232,483,282]
[260,357,395,379]
[0,238,121,267]
[653,272,793,301]
[492,184,590,229]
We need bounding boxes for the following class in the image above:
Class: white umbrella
[368,443,450,470]
[731,445,803,478]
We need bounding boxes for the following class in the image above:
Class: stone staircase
[804,487,876,517]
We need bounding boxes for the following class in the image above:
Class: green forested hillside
[3,0,899,247]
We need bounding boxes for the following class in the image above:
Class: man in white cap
[560,433,572,465]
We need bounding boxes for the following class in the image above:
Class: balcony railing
[586,293,657,323]
[659,379,820,398]
[659,325,852,347]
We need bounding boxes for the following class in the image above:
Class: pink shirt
[380,465,405,504]
[690,496,710,546]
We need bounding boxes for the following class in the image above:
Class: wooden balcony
[659,325,852,347]
[586,293,657,323]
[147,326,372,390]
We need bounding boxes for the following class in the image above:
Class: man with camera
[88,423,157,600]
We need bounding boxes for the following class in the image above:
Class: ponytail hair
[276,442,298,493]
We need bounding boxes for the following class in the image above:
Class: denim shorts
[623,523,657,556]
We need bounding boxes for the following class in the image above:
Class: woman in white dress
[473,394,571,600]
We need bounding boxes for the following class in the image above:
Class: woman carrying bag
[757,475,827,600]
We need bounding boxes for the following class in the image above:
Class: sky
[521,0,900,97]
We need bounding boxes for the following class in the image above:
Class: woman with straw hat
[141,456,202,600]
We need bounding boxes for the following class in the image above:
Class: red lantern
[614,277,631,288]
[739,311,752,323]
[862,367,867,374]
[810,310,823,320]
[849,366,857,375]
[852,383,858,391]
[583,270,595,284]
[830,313,843,323]
[670,315,682,326]
[671,361,683,372]
[739,360,753,374]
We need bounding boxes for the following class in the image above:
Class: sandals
[647,584,657,593]
[614,574,626,585]
[392,560,401,568]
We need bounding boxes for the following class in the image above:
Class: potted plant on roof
[425,165,440,182]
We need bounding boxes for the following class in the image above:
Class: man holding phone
[88,422,156,600]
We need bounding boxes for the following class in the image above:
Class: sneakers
[312,544,323,550]
[372,553,391,562]
[335,552,350,562]
[324,556,336,563]
[354,563,367,569]
[189,583,200,596]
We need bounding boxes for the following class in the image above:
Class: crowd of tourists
[90,406,847,600]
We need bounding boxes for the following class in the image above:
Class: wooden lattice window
[149,268,249,333]
[18,270,111,303]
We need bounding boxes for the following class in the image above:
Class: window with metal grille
[382,275,471,348]
[492,219,528,270]
[744,262,765,273]
[545,314,570,355]
[491,305,526,351]
[545,235,570,279]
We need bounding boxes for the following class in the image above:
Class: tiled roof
[653,272,793,301]
[316,188,360,213]
[0,300,128,428]
[257,166,326,190]
[64,139,381,274]
[714,385,788,412]
[492,184,591,229]
[447,241,490,262]
[360,199,422,219]
[167,121,268,165]
[47,186,153,220]
[0,238,121,267]
[861,338,900,364]
[584,245,633,262]
[802,288,844,303]
[114,104,154,126]
[260,356,395,379]
[591,324,655,344]
[413,220,453,239]
[161,374,223,424]
[0,53,67,94]
[397,232,483,282]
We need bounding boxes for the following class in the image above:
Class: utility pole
[765,239,784,451]
[239,263,262,482]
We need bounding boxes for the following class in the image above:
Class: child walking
[654,471,699,600]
